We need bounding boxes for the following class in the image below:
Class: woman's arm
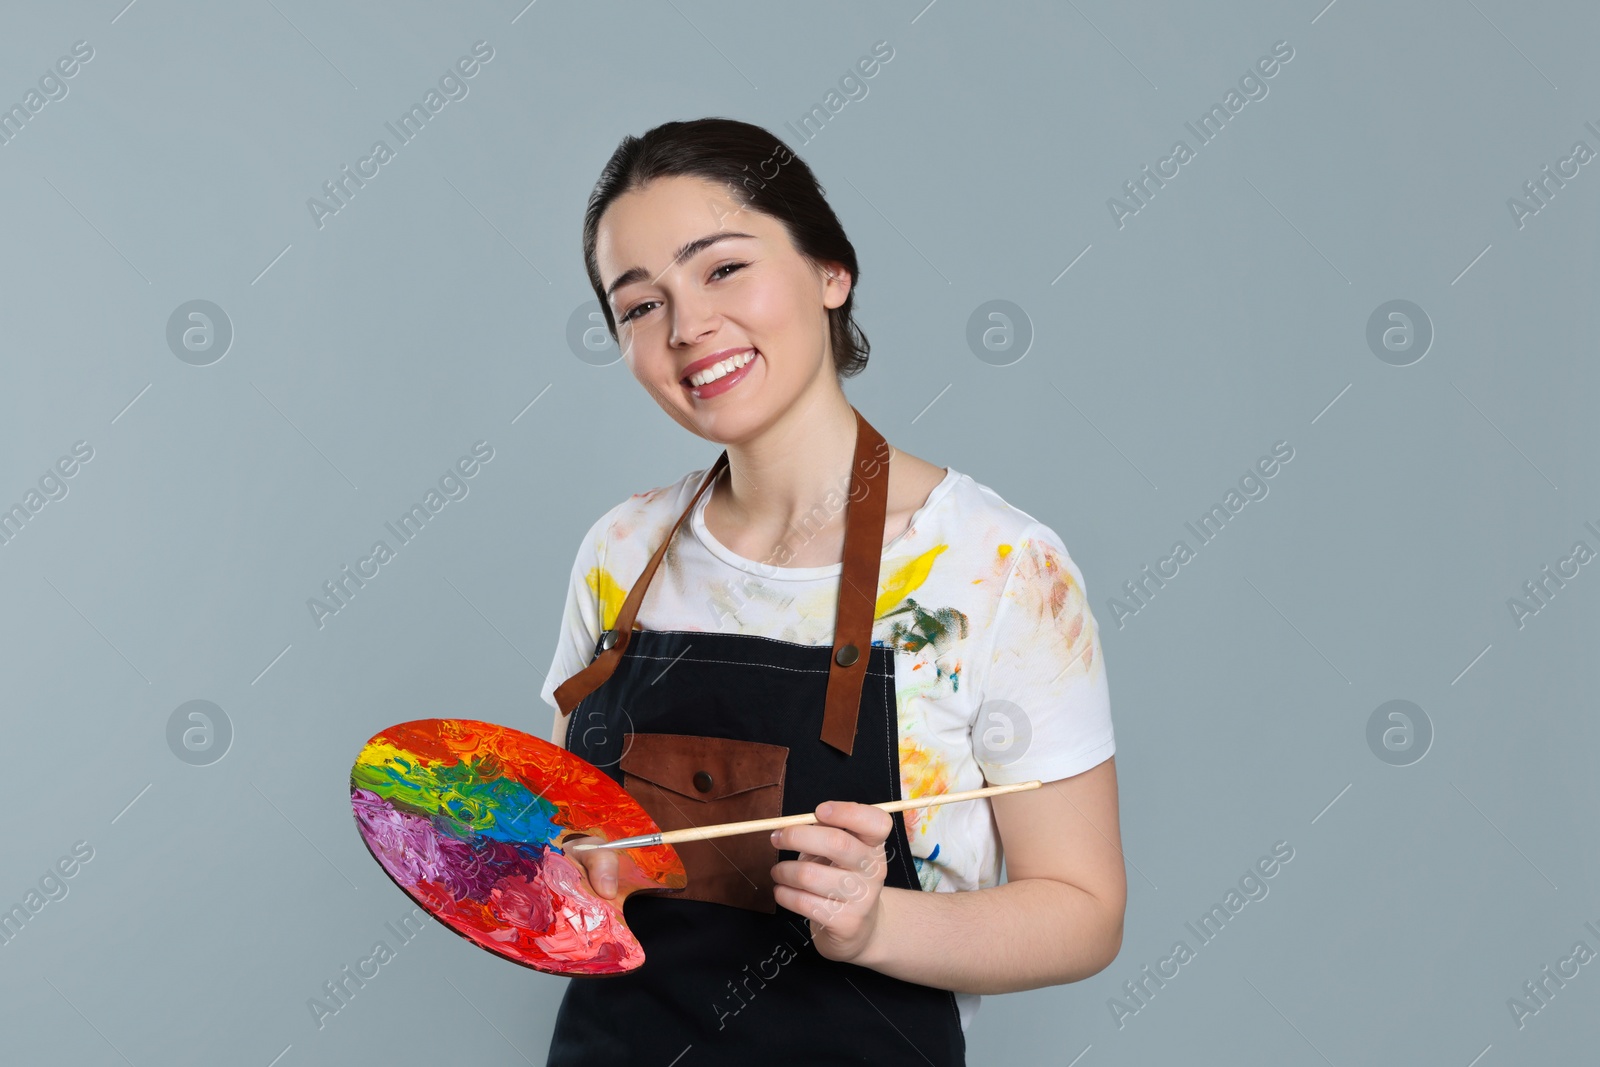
[860,756,1125,992]
[797,757,1126,994]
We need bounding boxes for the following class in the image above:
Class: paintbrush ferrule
[568,832,662,852]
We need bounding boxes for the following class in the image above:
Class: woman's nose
[669,291,719,349]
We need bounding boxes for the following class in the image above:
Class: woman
[540,117,1125,1065]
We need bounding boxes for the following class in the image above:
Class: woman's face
[594,174,852,444]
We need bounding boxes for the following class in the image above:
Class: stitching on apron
[616,653,895,680]
[620,627,906,656]
[883,663,917,890]
[621,628,855,651]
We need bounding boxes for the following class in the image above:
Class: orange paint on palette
[350,718,686,976]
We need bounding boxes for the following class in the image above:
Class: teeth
[687,350,755,387]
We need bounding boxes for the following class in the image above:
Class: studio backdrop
[1,1,1595,1064]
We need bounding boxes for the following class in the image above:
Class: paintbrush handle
[566,780,1042,852]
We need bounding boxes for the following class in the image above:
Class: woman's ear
[818,260,853,309]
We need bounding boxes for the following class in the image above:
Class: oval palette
[349,718,686,976]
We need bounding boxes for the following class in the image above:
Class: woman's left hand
[770,801,893,964]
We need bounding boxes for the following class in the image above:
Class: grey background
[2,0,1595,1064]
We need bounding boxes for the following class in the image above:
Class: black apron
[545,408,966,1066]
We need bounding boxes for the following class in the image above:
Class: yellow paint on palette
[587,566,627,630]
[876,544,948,618]
[354,739,411,771]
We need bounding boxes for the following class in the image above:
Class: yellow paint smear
[876,544,948,618]
[587,566,627,631]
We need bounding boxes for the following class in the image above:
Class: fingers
[772,883,839,923]
[770,802,892,915]
[817,800,893,844]
[772,801,892,865]
[564,835,620,898]
[591,849,619,898]
[769,804,891,942]
[773,852,876,905]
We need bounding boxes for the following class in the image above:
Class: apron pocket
[621,732,789,913]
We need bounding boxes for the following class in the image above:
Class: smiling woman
[542,117,1124,1067]
[580,125,872,455]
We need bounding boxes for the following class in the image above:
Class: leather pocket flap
[620,733,788,802]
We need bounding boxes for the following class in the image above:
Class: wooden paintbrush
[566,779,1042,852]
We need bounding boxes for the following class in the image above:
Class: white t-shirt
[539,463,1115,1032]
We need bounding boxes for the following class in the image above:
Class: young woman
[540,117,1125,1066]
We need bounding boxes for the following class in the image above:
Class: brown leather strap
[553,407,890,757]
[821,410,889,755]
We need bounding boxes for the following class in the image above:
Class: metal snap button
[835,643,859,667]
[600,630,618,651]
[693,770,714,793]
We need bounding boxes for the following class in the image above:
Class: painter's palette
[350,718,686,976]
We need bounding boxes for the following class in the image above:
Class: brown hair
[582,116,869,378]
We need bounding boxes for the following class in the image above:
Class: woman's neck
[714,383,866,540]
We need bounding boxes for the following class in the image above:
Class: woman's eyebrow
[604,230,756,302]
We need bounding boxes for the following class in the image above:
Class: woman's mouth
[682,349,758,400]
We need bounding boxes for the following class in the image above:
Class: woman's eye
[618,264,744,323]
